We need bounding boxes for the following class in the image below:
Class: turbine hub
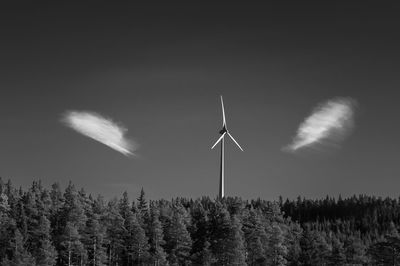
[219,126,228,135]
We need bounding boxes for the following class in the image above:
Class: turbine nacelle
[211,96,243,151]
[219,126,228,135]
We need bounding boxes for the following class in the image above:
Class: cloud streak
[284,97,356,152]
[61,111,135,156]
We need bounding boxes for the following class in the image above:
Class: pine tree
[15,200,28,239]
[57,182,88,265]
[104,198,125,266]
[1,229,36,266]
[0,192,9,214]
[312,232,331,265]
[63,181,87,229]
[22,190,47,261]
[77,188,92,218]
[368,235,400,266]
[125,211,150,265]
[49,182,64,256]
[243,209,268,265]
[60,222,86,266]
[209,203,232,264]
[190,203,214,265]
[227,215,247,265]
[34,215,57,266]
[9,179,400,266]
[165,207,192,265]
[266,223,288,266]
[148,205,168,266]
[0,192,13,259]
[209,204,246,265]
[389,221,400,237]
[4,180,18,221]
[84,215,107,266]
[299,228,330,266]
[36,239,57,266]
[285,222,302,266]
[344,235,367,265]
[328,236,346,266]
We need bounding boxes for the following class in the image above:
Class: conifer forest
[1,178,400,265]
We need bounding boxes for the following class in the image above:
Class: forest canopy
[0,178,399,265]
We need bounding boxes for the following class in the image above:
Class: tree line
[0,178,400,265]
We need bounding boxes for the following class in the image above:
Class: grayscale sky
[1,2,400,200]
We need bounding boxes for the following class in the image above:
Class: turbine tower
[211,96,243,199]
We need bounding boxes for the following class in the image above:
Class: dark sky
[1,2,400,200]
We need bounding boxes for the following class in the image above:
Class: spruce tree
[39,189,52,217]
[137,188,149,225]
[119,191,131,221]
[266,224,288,266]
[199,240,213,266]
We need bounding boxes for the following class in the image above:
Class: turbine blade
[211,133,226,149]
[220,96,226,126]
[227,132,243,151]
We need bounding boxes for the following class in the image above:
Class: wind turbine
[211,96,243,199]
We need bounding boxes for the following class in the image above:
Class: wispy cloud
[284,97,357,152]
[61,111,136,156]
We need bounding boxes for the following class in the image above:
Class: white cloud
[61,111,135,156]
[284,97,356,152]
